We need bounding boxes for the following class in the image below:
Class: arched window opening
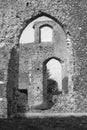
[19,16,53,44]
[40,26,53,42]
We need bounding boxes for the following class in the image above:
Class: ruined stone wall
[19,43,54,108]
[0,0,87,118]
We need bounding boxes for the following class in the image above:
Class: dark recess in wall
[6,45,19,118]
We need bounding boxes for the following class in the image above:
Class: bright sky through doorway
[47,59,62,91]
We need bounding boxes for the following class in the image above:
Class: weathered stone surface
[0,0,87,118]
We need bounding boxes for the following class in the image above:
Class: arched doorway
[46,58,62,92]
[18,13,67,110]
[19,15,62,109]
[39,57,62,109]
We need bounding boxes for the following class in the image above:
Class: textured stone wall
[0,0,87,118]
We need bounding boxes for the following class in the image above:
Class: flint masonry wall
[0,0,87,118]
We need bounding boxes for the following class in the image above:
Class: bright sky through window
[20,16,52,44]
[41,26,52,42]
[47,59,62,91]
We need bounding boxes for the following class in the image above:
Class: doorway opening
[46,58,62,93]
[36,57,62,110]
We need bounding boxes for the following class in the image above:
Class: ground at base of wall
[0,116,87,130]
[25,92,87,113]
[15,91,87,117]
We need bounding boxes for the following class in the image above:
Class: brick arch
[40,24,53,29]
[43,57,63,64]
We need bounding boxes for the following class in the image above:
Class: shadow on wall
[34,79,62,110]
[62,76,68,94]
[16,89,28,113]
[6,45,29,117]
[34,76,68,110]
[6,45,19,118]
